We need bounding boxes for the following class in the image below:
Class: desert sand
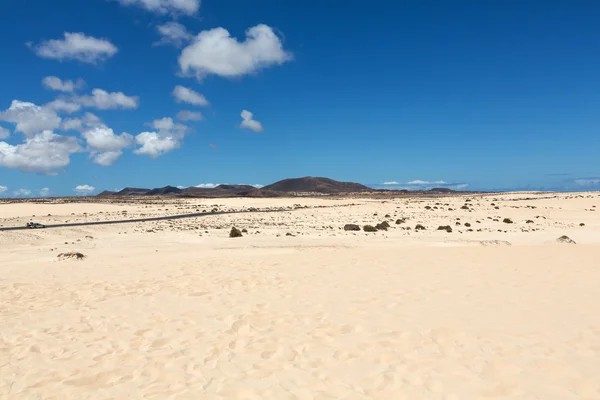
[1,192,600,399]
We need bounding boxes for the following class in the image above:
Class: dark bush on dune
[375,221,390,230]
[229,227,243,238]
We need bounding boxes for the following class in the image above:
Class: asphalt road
[0,209,284,232]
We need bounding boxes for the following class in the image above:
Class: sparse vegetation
[229,227,243,238]
[363,225,378,232]
[57,252,85,260]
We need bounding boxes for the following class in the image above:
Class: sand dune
[1,192,600,399]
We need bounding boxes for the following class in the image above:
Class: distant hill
[263,177,370,193]
[429,187,455,193]
[214,184,257,191]
[118,187,151,196]
[146,186,182,195]
[95,177,464,198]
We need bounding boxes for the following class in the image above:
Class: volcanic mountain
[262,177,370,193]
[97,177,372,197]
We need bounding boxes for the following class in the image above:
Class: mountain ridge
[97,177,460,198]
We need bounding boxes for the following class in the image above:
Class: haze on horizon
[1,0,599,197]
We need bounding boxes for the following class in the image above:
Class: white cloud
[91,151,123,166]
[148,117,188,135]
[134,132,179,158]
[179,24,292,80]
[0,100,62,137]
[81,124,133,166]
[13,189,32,197]
[39,187,51,197]
[194,183,263,189]
[0,185,7,193]
[172,85,208,106]
[407,180,448,185]
[0,130,81,174]
[134,117,188,158]
[42,76,85,92]
[115,0,200,16]
[453,183,469,190]
[74,184,95,195]
[383,181,399,185]
[61,118,83,131]
[74,89,139,110]
[176,110,203,121]
[60,112,102,132]
[0,126,10,140]
[29,32,118,64]
[44,98,82,114]
[155,22,192,47]
[240,109,263,132]
[82,125,133,153]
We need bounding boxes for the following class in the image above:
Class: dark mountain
[214,184,257,191]
[117,187,151,196]
[181,185,256,197]
[146,186,182,195]
[263,177,370,193]
[429,188,456,193]
[97,190,117,196]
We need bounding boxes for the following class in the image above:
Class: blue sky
[1,0,600,197]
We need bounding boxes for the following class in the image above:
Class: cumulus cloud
[115,0,200,16]
[92,151,124,166]
[0,185,7,193]
[29,32,118,64]
[0,126,10,140]
[61,118,83,131]
[155,22,193,47]
[74,184,95,195]
[134,132,179,158]
[44,98,82,114]
[0,130,81,174]
[383,181,399,185]
[81,124,133,166]
[240,110,263,132]
[42,76,85,92]
[61,112,102,132]
[74,89,139,110]
[39,187,51,197]
[173,85,208,106]
[13,189,32,197]
[179,24,292,80]
[407,180,448,185]
[134,117,188,158]
[0,100,62,137]
[176,110,203,121]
